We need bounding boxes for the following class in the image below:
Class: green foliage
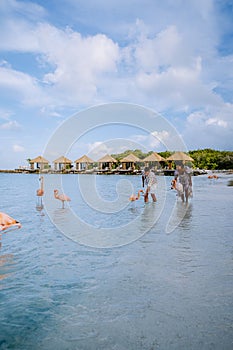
[110,148,233,169]
[189,149,233,169]
[158,151,172,159]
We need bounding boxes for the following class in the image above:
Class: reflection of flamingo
[129,189,144,201]
[36,176,44,207]
[54,189,71,208]
[0,254,14,280]
[0,212,21,232]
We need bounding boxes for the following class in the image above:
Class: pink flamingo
[36,176,44,206]
[129,189,144,201]
[54,189,71,208]
[0,212,21,232]
[37,176,44,196]
[208,174,218,179]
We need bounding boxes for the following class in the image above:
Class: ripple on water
[0,174,233,350]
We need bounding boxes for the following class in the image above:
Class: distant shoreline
[0,169,232,176]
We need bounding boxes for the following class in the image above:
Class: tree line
[112,149,233,170]
[188,149,233,170]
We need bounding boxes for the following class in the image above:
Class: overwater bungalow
[166,151,194,169]
[74,155,94,171]
[29,156,50,170]
[120,153,140,171]
[97,154,117,171]
[53,156,73,171]
[142,152,165,169]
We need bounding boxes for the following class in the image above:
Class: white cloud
[0,0,46,51]
[131,133,161,149]
[0,0,46,19]
[151,130,170,145]
[13,144,25,152]
[0,20,120,107]
[0,120,21,130]
[0,2,229,115]
[131,129,187,151]
[39,25,120,105]
[134,25,183,71]
[85,140,138,160]
[87,142,113,159]
[205,118,227,128]
[0,19,39,51]
[0,2,224,113]
[0,65,50,106]
[183,104,233,149]
[134,56,223,111]
[0,108,13,120]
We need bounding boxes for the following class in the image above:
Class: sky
[0,0,233,169]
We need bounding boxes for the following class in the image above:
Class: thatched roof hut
[142,152,165,169]
[74,155,94,170]
[166,152,194,162]
[143,152,165,162]
[120,153,140,170]
[166,152,194,169]
[53,156,72,171]
[97,154,117,170]
[29,156,49,170]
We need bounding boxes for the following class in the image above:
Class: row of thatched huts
[29,152,194,172]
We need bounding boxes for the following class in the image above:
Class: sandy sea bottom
[0,173,233,349]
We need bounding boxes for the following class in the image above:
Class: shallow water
[0,173,233,349]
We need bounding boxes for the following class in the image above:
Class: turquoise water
[0,173,233,349]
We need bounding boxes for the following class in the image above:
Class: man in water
[143,167,157,203]
[174,164,193,203]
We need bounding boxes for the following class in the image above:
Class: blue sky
[0,0,232,169]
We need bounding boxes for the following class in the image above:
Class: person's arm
[142,174,145,187]
[189,174,192,186]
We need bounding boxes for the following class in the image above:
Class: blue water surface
[0,173,233,350]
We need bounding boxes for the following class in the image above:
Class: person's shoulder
[184,166,192,174]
